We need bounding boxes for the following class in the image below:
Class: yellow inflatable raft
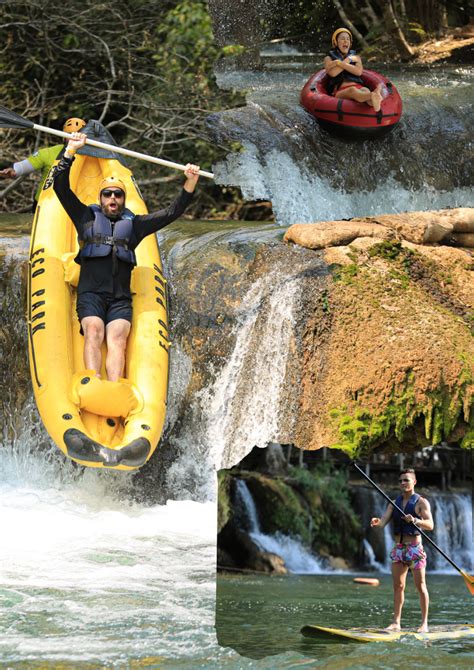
[27,123,169,470]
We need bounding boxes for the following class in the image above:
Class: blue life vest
[327,48,364,95]
[392,494,421,537]
[78,205,137,267]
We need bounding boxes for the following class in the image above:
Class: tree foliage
[0,0,243,214]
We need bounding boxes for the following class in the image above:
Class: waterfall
[210,67,473,226]
[234,479,326,575]
[207,272,298,470]
[430,493,473,573]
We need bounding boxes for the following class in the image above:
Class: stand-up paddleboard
[301,624,474,643]
[27,120,170,470]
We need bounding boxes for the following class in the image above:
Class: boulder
[284,208,474,249]
[284,221,393,249]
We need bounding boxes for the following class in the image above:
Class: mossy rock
[242,473,311,543]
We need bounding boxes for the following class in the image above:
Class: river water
[216,573,474,667]
[1,53,473,668]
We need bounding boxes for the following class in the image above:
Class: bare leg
[387,562,409,630]
[370,83,383,112]
[105,319,131,382]
[335,84,383,112]
[335,86,372,104]
[412,567,429,632]
[81,316,105,377]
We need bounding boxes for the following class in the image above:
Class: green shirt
[27,144,64,200]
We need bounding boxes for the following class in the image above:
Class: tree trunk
[331,0,370,49]
[379,0,415,60]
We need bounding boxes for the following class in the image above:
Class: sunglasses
[102,189,124,198]
[399,478,412,483]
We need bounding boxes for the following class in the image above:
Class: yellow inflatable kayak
[27,123,169,470]
[301,623,474,643]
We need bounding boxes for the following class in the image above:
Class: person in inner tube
[323,28,383,112]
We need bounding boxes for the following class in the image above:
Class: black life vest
[326,48,364,95]
[78,205,137,268]
[392,494,422,538]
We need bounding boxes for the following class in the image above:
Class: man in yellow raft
[0,117,86,211]
[53,131,200,381]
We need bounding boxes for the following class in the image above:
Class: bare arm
[370,504,393,529]
[339,55,363,77]
[405,497,434,532]
[324,55,344,77]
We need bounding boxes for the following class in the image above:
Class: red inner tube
[300,69,403,130]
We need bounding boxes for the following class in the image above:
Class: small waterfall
[234,479,326,574]
[362,539,387,573]
[430,493,473,573]
[210,66,473,227]
[207,271,298,470]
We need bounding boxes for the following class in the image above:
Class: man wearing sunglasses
[370,469,434,633]
[53,132,200,382]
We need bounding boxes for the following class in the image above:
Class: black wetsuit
[53,155,193,322]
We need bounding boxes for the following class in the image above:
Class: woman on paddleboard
[371,469,434,633]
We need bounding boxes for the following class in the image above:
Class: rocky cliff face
[161,210,472,478]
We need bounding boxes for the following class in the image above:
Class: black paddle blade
[0,106,34,130]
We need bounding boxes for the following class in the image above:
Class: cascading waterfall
[207,273,298,470]
[210,66,473,226]
[429,493,473,572]
[235,479,325,574]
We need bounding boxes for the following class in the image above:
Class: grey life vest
[78,205,137,267]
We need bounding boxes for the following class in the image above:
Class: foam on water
[0,429,217,664]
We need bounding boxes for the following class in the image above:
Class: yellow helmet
[98,176,127,200]
[332,28,352,48]
[63,117,86,133]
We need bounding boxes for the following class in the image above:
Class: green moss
[332,263,359,285]
[245,475,311,543]
[329,364,473,456]
[217,470,232,533]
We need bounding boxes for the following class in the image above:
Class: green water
[216,573,474,668]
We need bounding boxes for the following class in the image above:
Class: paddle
[0,106,214,179]
[353,461,474,596]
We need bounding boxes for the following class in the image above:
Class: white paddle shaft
[32,123,214,179]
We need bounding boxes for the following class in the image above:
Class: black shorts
[76,292,132,327]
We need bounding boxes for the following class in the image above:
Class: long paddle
[0,106,214,179]
[353,461,474,596]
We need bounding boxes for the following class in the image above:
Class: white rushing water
[0,422,218,667]
[214,144,473,226]
[206,273,298,470]
[235,479,326,575]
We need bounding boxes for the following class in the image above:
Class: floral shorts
[390,543,427,570]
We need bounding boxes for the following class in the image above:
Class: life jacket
[326,48,364,95]
[77,205,137,270]
[392,494,422,539]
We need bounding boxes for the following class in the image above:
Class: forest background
[0,0,471,216]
